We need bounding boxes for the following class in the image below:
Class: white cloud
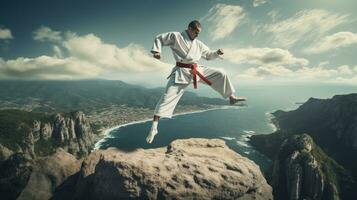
[33,26,62,42]
[267,10,279,22]
[203,4,246,41]
[53,45,63,58]
[224,47,309,66]
[253,0,267,7]
[63,33,168,72]
[0,27,13,40]
[303,32,357,54]
[262,9,349,48]
[337,65,353,75]
[236,64,357,83]
[0,28,170,80]
[0,56,102,80]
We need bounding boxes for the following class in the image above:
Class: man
[146,20,247,143]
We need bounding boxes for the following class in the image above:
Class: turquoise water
[95,84,357,172]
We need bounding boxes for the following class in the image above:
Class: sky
[1,0,357,87]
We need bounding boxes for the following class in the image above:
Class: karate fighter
[146,20,247,143]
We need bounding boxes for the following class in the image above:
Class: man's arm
[151,32,175,59]
[199,41,223,60]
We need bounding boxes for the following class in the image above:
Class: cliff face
[272,94,357,153]
[0,110,95,200]
[250,94,357,200]
[50,111,94,157]
[0,110,95,160]
[0,148,82,200]
[60,138,273,200]
[271,134,339,200]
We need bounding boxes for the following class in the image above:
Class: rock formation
[16,148,82,200]
[0,110,96,199]
[71,138,273,200]
[50,111,94,157]
[0,110,94,160]
[0,148,81,200]
[271,134,339,200]
[250,94,357,200]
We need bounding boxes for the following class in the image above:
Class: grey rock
[73,138,273,200]
[0,144,14,162]
[272,134,339,200]
[17,148,82,200]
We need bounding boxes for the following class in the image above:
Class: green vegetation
[0,109,52,151]
[34,137,58,157]
[0,109,67,157]
[311,144,355,199]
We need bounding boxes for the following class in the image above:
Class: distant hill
[0,79,226,113]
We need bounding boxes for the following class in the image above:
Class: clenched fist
[217,49,224,55]
[152,52,161,59]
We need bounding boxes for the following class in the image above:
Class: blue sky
[1,0,357,87]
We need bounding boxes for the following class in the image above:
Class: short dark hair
[188,20,201,29]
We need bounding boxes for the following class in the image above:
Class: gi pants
[153,66,236,119]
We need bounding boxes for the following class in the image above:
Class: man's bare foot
[229,95,247,105]
[146,128,158,143]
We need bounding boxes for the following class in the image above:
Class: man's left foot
[229,96,247,105]
[146,128,158,144]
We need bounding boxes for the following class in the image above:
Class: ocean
[94,84,357,172]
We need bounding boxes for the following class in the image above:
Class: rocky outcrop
[250,94,357,199]
[71,138,273,200]
[0,144,14,162]
[271,134,339,200]
[0,153,33,200]
[15,148,82,200]
[51,111,94,157]
[1,110,94,159]
[0,148,81,200]
[21,111,94,158]
[0,110,95,199]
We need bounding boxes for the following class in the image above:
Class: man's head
[187,20,201,40]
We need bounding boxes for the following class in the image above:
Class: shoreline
[93,105,244,150]
[264,111,279,133]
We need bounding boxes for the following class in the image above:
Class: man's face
[187,26,201,40]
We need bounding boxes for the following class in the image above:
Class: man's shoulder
[162,31,181,36]
[195,39,207,47]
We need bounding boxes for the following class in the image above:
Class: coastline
[264,111,279,133]
[92,105,244,150]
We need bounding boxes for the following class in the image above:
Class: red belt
[169,62,212,89]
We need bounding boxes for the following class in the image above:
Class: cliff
[250,93,357,199]
[0,109,96,199]
[0,111,273,200]
[0,109,95,160]
[270,134,343,200]
[57,138,273,200]
[0,148,81,200]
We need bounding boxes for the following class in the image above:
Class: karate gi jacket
[151,30,221,84]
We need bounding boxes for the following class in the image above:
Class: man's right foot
[229,96,247,105]
[146,128,158,144]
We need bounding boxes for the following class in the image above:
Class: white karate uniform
[152,30,236,119]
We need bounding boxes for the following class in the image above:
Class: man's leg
[199,66,246,104]
[146,76,189,143]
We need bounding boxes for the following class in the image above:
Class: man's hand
[217,49,224,55]
[153,52,161,59]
